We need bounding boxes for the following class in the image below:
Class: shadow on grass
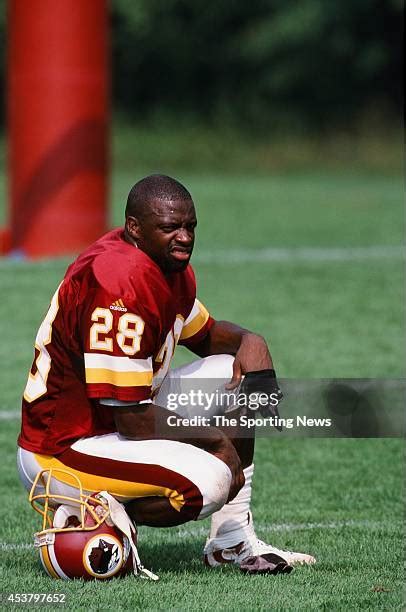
[140,539,206,573]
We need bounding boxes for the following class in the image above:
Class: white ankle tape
[209,464,254,538]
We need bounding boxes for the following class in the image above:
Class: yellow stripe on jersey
[85,368,153,387]
[180,300,210,340]
[34,454,185,512]
[84,353,153,387]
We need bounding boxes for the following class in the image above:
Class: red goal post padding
[5,0,109,257]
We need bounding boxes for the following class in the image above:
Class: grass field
[0,133,404,609]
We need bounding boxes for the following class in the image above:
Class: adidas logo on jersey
[110,299,127,312]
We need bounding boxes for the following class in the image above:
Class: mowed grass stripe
[1,518,401,551]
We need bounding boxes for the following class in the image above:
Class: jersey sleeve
[80,267,161,403]
[179,299,214,348]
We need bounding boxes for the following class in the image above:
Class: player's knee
[196,457,232,520]
[200,354,234,379]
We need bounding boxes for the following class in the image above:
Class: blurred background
[110,0,402,169]
[111,0,403,177]
[0,0,403,197]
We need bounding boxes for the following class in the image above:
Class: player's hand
[239,369,284,431]
[226,333,273,390]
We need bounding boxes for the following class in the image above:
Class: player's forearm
[192,320,250,357]
[192,320,274,368]
[114,402,227,453]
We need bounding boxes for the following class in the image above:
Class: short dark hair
[125,174,192,219]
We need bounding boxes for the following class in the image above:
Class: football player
[17,174,315,575]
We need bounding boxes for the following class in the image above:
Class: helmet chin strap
[97,491,159,581]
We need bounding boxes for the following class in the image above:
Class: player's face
[132,198,197,273]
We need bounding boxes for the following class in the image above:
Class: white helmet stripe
[48,543,70,580]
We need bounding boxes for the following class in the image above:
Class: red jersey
[18,229,213,455]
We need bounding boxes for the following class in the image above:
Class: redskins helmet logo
[83,534,124,578]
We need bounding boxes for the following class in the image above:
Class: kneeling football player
[17,175,315,576]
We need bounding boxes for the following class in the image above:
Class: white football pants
[18,354,242,522]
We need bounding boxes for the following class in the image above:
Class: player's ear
[125,215,142,241]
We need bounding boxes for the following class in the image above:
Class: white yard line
[0,246,404,268]
[170,519,399,539]
[1,519,399,550]
[194,245,405,264]
[0,410,20,420]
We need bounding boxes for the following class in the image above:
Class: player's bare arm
[113,402,244,502]
[188,319,274,388]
